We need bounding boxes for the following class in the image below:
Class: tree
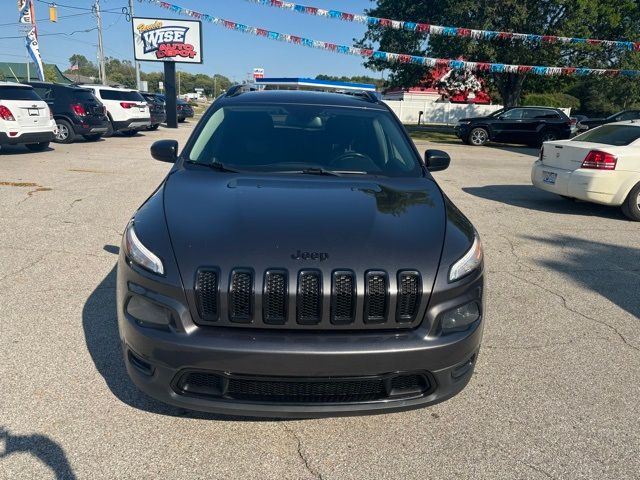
[316,74,387,89]
[358,0,640,106]
[67,54,98,78]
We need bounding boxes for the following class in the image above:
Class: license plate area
[28,108,39,116]
[542,171,557,185]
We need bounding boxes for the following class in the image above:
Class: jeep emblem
[291,250,329,262]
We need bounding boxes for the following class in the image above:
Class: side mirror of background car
[425,149,451,172]
[151,139,178,163]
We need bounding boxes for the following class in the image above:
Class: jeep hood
[163,168,446,287]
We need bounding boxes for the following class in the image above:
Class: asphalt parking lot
[1,125,638,480]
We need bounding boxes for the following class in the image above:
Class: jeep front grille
[297,271,322,325]
[193,268,427,330]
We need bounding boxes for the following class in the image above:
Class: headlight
[449,234,483,282]
[441,302,480,334]
[123,220,164,275]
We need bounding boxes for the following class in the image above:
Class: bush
[523,93,580,110]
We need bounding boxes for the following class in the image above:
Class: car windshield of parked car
[572,124,640,146]
[99,89,145,102]
[0,86,41,101]
[187,104,422,177]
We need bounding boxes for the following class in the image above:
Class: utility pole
[128,0,141,90]
[94,0,106,84]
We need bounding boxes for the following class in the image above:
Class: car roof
[82,84,135,91]
[0,81,32,88]
[28,81,90,90]
[218,89,387,110]
[610,120,640,126]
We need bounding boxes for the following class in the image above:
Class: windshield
[186,104,421,177]
[488,108,507,117]
[572,124,640,146]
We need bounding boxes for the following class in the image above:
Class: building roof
[0,62,72,84]
[256,77,377,92]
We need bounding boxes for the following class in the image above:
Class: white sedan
[531,121,640,221]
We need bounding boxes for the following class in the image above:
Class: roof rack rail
[225,84,257,98]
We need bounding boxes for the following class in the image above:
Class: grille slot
[397,271,422,322]
[297,271,322,325]
[175,372,432,404]
[364,271,388,323]
[229,270,253,323]
[263,270,288,324]
[195,269,219,322]
[331,271,356,325]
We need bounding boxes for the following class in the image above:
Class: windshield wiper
[186,160,240,173]
[288,167,368,177]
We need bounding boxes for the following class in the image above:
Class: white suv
[83,85,150,137]
[0,82,56,152]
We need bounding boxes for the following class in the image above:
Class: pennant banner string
[245,0,640,52]
[143,0,640,78]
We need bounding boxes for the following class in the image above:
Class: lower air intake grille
[297,271,322,325]
[397,271,422,322]
[365,271,388,323]
[332,271,355,325]
[195,269,219,322]
[263,270,288,324]
[175,372,432,404]
[229,270,253,323]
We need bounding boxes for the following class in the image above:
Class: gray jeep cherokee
[117,88,485,418]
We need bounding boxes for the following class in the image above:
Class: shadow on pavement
[0,145,55,155]
[463,184,627,220]
[82,245,271,421]
[482,144,539,157]
[0,427,76,480]
[526,234,640,319]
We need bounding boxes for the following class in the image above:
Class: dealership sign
[132,17,203,64]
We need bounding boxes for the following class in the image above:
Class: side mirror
[425,149,450,172]
[151,139,178,163]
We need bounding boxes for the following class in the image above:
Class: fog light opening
[452,354,476,380]
[127,350,154,376]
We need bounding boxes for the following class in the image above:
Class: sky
[0,0,381,82]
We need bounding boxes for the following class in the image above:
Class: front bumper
[0,130,55,145]
[117,257,484,418]
[531,160,634,206]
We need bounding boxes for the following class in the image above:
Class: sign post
[132,16,203,129]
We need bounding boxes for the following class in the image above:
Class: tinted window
[573,125,640,146]
[500,109,524,120]
[0,86,41,101]
[523,109,560,120]
[71,89,99,102]
[32,87,53,100]
[615,111,640,121]
[99,89,144,102]
[187,104,422,177]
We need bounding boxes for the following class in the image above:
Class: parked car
[28,81,109,144]
[572,114,589,133]
[83,85,150,137]
[141,92,166,130]
[117,89,485,417]
[455,106,573,147]
[0,81,56,151]
[176,98,194,122]
[531,121,640,221]
[580,110,640,130]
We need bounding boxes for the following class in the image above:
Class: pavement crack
[281,423,322,480]
[0,254,47,284]
[508,272,640,354]
[498,233,532,272]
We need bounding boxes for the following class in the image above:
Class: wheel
[54,119,74,144]
[120,130,137,137]
[539,130,558,145]
[82,134,102,141]
[25,142,50,152]
[621,182,640,221]
[148,124,159,131]
[178,117,186,123]
[102,120,114,138]
[468,127,489,146]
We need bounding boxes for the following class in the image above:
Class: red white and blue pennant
[144,0,640,77]
[245,0,640,52]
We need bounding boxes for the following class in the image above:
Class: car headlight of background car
[123,220,165,275]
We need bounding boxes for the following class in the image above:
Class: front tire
[469,127,489,146]
[102,121,114,138]
[25,142,50,152]
[539,129,558,146]
[621,182,640,221]
[148,124,159,131]
[54,119,74,144]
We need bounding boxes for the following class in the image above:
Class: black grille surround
[192,268,429,330]
[174,371,434,405]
